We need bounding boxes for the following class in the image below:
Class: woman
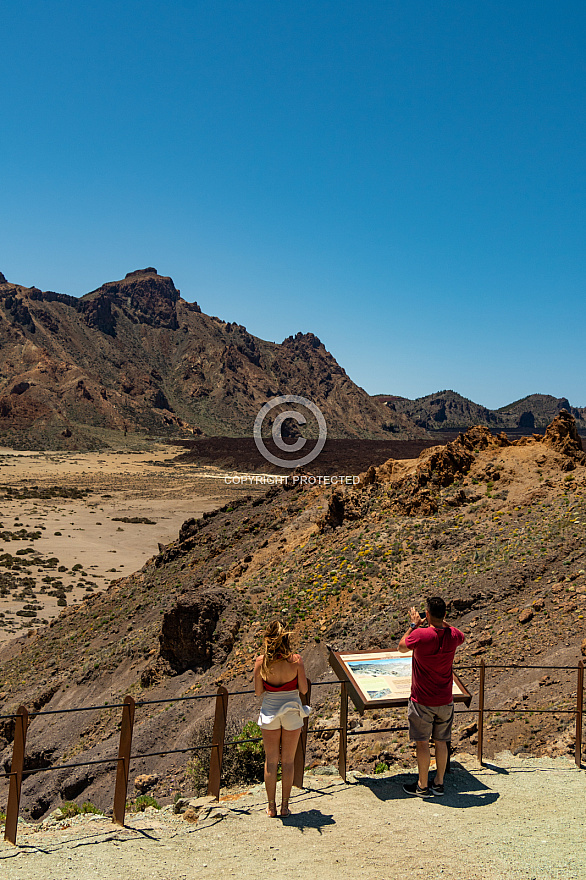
[254,620,309,817]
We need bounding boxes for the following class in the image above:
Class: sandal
[267,802,277,818]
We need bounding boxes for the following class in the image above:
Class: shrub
[129,795,160,812]
[60,801,103,818]
[186,718,264,794]
[374,761,389,774]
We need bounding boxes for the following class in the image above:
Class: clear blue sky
[2,1,585,409]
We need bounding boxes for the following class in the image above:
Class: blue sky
[1,1,585,409]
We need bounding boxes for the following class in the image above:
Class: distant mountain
[0,268,422,448]
[374,390,586,432]
[375,390,501,431]
[496,394,586,430]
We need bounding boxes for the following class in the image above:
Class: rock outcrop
[159,588,241,673]
[542,409,586,463]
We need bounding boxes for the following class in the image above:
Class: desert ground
[0,445,257,644]
[1,753,584,880]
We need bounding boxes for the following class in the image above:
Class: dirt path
[2,753,584,880]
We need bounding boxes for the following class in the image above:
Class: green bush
[374,761,389,774]
[129,795,160,812]
[60,801,103,818]
[186,718,264,794]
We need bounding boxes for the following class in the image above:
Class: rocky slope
[377,390,586,432]
[1,413,585,818]
[0,268,415,449]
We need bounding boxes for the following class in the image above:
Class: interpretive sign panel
[329,649,471,713]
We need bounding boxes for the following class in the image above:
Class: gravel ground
[1,752,584,880]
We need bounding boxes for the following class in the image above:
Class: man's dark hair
[427,596,446,619]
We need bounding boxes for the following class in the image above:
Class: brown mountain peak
[83,270,180,330]
[282,331,324,350]
[124,267,159,278]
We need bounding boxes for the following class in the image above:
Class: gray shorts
[408,699,454,742]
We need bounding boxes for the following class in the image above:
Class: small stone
[134,773,159,793]
[173,797,191,814]
[459,722,478,739]
[532,599,545,611]
[188,795,217,809]
[519,609,534,624]
[312,765,339,776]
[581,638,586,657]
[183,808,199,823]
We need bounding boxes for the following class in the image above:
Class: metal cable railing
[1,659,583,847]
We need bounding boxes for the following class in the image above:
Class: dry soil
[1,753,584,880]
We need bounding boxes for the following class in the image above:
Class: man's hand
[408,606,424,626]
[399,606,424,652]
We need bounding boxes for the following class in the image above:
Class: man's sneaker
[430,780,444,796]
[403,781,433,798]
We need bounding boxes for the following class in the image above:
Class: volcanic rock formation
[0,268,417,447]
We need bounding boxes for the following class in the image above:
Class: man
[398,596,465,798]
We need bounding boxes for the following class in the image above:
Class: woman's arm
[295,654,308,697]
[253,656,265,697]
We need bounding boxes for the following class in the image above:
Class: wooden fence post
[112,696,135,827]
[576,660,584,769]
[477,660,485,766]
[293,680,311,789]
[4,706,29,845]
[338,681,348,783]
[207,686,228,800]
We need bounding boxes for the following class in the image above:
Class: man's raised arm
[398,605,424,652]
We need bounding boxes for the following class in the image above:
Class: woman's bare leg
[262,728,281,816]
[279,727,302,816]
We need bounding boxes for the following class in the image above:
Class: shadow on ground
[280,808,336,833]
[355,762,500,809]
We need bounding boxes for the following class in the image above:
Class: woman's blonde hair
[260,620,293,679]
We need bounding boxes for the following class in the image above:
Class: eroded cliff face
[0,267,414,448]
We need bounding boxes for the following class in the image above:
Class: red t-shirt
[404,625,465,706]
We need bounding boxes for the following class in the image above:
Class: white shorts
[258,691,310,731]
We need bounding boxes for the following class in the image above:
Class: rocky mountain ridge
[0,268,417,448]
[376,389,586,432]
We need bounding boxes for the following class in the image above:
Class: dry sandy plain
[0,445,255,644]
